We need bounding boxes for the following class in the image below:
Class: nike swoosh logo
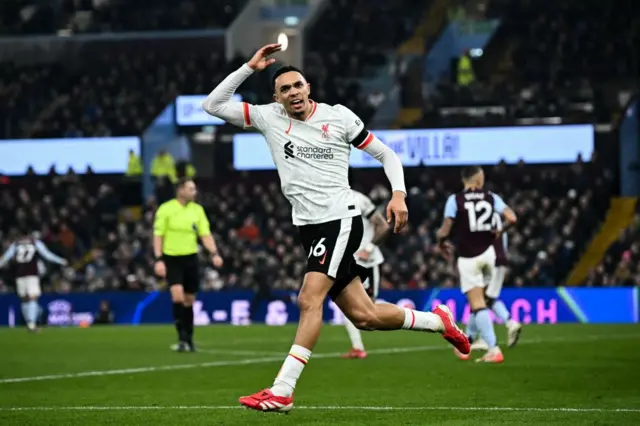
[319,252,327,265]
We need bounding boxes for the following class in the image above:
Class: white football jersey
[352,190,384,268]
[244,100,371,226]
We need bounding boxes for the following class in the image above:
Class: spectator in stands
[456,50,475,88]
[151,150,176,183]
[126,150,143,177]
[58,223,76,257]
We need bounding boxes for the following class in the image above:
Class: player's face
[179,181,197,201]
[273,71,311,117]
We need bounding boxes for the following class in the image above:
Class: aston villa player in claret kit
[202,43,470,413]
[0,231,68,331]
[436,166,517,363]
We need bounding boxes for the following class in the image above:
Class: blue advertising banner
[0,137,141,175]
[0,288,636,327]
[232,125,595,171]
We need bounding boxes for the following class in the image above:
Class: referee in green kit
[153,177,223,352]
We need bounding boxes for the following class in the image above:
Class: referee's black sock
[183,304,194,343]
[172,302,186,342]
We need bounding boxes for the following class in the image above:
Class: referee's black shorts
[164,254,200,294]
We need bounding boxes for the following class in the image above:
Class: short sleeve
[444,194,458,219]
[355,191,376,218]
[153,204,168,236]
[492,193,507,214]
[244,103,275,133]
[335,104,372,149]
[491,211,503,230]
[197,206,211,237]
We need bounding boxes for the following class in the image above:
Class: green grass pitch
[0,324,639,425]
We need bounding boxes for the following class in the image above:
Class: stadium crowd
[585,204,640,287]
[0,0,635,295]
[2,49,267,140]
[4,1,638,137]
[416,0,639,128]
[1,0,427,139]
[0,155,619,295]
[2,0,252,139]
[0,0,246,35]
[0,173,122,293]
[304,0,427,123]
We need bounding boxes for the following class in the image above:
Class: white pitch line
[1,333,638,385]
[1,405,639,413]
[0,345,442,385]
[196,348,284,357]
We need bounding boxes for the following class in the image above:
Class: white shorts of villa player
[457,245,497,295]
[485,265,507,299]
[16,275,41,298]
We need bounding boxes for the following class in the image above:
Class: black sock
[183,304,194,343]
[172,302,186,342]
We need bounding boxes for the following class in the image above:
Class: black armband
[349,127,369,148]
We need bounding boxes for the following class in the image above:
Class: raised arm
[201,44,282,129]
[201,64,254,128]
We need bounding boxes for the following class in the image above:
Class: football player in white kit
[202,44,470,413]
[341,189,390,359]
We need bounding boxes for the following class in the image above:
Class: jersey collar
[304,100,317,121]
